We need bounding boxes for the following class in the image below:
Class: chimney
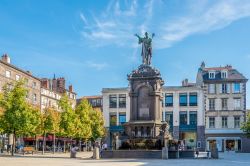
[2,54,11,64]
[226,64,232,69]
[69,85,73,92]
[27,71,32,75]
[182,79,189,86]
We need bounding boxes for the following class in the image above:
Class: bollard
[162,147,168,159]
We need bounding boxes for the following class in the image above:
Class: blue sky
[0,0,250,107]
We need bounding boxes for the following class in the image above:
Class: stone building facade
[196,62,249,152]
[41,77,76,111]
[0,54,41,107]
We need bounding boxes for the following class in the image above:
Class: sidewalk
[0,151,93,159]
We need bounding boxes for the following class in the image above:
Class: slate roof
[202,66,247,82]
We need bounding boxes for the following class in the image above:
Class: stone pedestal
[162,147,168,159]
[125,65,164,139]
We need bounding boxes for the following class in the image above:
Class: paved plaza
[0,152,250,166]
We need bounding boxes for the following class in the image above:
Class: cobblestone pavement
[0,152,250,166]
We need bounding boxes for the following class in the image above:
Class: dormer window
[221,70,227,78]
[209,72,215,79]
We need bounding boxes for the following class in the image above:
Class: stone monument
[124,32,165,140]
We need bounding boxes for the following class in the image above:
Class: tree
[41,107,60,154]
[90,108,105,141]
[58,93,77,152]
[75,99,92,149]
[241,113,250,138]
[0,81,41,156]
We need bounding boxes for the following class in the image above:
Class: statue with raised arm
[135,32,155,65]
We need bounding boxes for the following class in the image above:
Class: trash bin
[70,151,76,158]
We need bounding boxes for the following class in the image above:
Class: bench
[195,151,211,159]
[23,147,35,155]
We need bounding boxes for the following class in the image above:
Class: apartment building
[0,54,41,106]
[196,62,249,152]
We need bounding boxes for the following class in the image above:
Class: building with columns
[196,62,249,152]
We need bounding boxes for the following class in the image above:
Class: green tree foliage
[0,80,41,155]
[75,99,92,141]
[41,107,60,154]
[241,113,250,138]
[90,108,105,141]
[59,93,77,138]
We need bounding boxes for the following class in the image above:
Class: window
[234,116,240,128]
[165,93,173,107]
[32,82,36,88]
[234,98,241,110]
[189,112,197,126]
[221,98,228,110]
[119,113,126,125]
[180,112,187,125]
[209,98,215,110]
[222,117,228,128]
[110,114,117,126]
[221,84,228,93]
[165,112,173,127]
[16,75,20,81]
[234,83,241,93]
[189,93,198,106]
[5,71,11,78]
[109,95,117,108]
[209,72,215,79]
[33,93,37,102]
[221,71,227,78]
[209,117,215,128]
[91,99,97,107]
[179,93,187,106]
[208,84,216,94]
[119,94,126,108]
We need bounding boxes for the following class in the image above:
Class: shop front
[206,137,242,152]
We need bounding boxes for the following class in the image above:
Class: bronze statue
[135,32,155,65]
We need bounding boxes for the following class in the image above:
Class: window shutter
[232,83,235,93]
[227,84,230,93]
[240,83,243,93]
[219,84,222,93]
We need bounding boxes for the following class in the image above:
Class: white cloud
[86,61,108,70]
[79,0,250,49]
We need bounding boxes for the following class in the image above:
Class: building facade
[102,85,205,150]
[41,77,76,111]
[0,54,41,107]
[163,85,205,150]
[196,62,249,152]
[77,95,103,111]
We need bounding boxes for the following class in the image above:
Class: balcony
[109,125,124,132]
[179,124,197,131]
